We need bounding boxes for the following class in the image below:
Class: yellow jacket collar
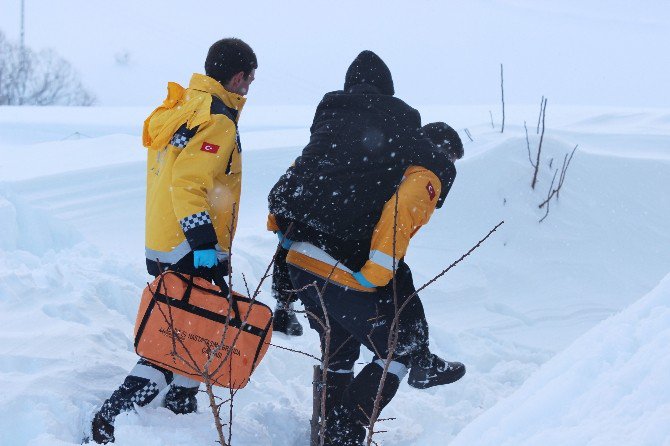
[188,73,246,112]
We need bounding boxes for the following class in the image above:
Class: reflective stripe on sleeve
[369,250,399,271]
[145,241,229,265]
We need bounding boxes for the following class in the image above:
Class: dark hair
[421,122,464,160]
[205,38,257,85]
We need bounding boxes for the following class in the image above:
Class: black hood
[344,50,395,96]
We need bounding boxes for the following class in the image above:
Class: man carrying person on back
[91,37,256,444]
[267,50,465,445]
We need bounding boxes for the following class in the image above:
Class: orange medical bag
[133,271,273,389]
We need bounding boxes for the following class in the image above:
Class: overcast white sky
[1,0,668,108]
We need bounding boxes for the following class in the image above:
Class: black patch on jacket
[210,96,242,169]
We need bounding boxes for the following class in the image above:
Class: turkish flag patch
[200,142,220,154]
[426,181,436,201]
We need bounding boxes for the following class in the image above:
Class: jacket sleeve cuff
[267,214,279,232]
[179,211,218,250]
[359,260,393,287]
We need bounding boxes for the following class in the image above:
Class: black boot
[324,362,400,446]
[273,303,303,336]
[408,353,465,389]
[324,405,366,446]
[271,248,303,336]
[315,368,354,421]
[164,385,198,414]
[91,412,114,444]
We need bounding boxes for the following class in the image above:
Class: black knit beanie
[344,50,395,96]
[421,122,464,160]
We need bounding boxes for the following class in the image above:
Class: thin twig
[531,98,547,189]
[366,190,401,445]
[536,95,545,134]
[398,221,504,316]
[538,168,558,210]
[269,343,322,362]
[464,128,474,142]
[538,145,578,222]
[524,121,534,167]
[557,144,578,200]
[316,264,339,446]
[500,63,505,133]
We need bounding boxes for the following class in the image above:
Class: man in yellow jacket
[91,38,256,444]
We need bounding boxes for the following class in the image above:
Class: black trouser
[289,262,429,442]
[272,247,298,305]
[287,261,429,371]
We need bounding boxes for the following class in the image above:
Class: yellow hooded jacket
[143,73,245,272]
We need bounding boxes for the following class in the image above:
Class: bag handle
[182,274,195,304]
[212,263,241,321]
[176,266,241,321]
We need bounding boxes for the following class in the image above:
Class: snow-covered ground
[1,1,669,443]
[1,103,669,445]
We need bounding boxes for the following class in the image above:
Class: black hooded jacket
[268,51,455,271]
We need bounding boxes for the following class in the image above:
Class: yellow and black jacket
[142,73,245,275]
[268,165,443,292]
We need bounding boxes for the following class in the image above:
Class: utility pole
[20,0,25,50]
[18,0,26,105]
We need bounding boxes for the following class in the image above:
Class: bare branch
[524,121,534,167]
[500,63,505,134]
[531,98,548,189]
[464,128,474,142]
[270,342,321,362]
[311,365,323,446]
[538,168,558,210]
[538,144,578,222]
[205,377,229,446]
[406,221,504,304]
[536,95,545,134]
[556,144,578,200]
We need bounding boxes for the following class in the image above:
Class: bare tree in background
[0,31,95,106]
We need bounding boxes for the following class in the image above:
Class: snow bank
[0,105,669,444]
[450,273,670,446]
[0,243,147,445]
[0,190,81,253]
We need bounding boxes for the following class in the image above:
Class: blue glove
[193,249,218,268]
[352,271,376,289]
[277,230,293,250]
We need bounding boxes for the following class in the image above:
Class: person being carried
[267,50,465,445]
[90,37,257,444]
